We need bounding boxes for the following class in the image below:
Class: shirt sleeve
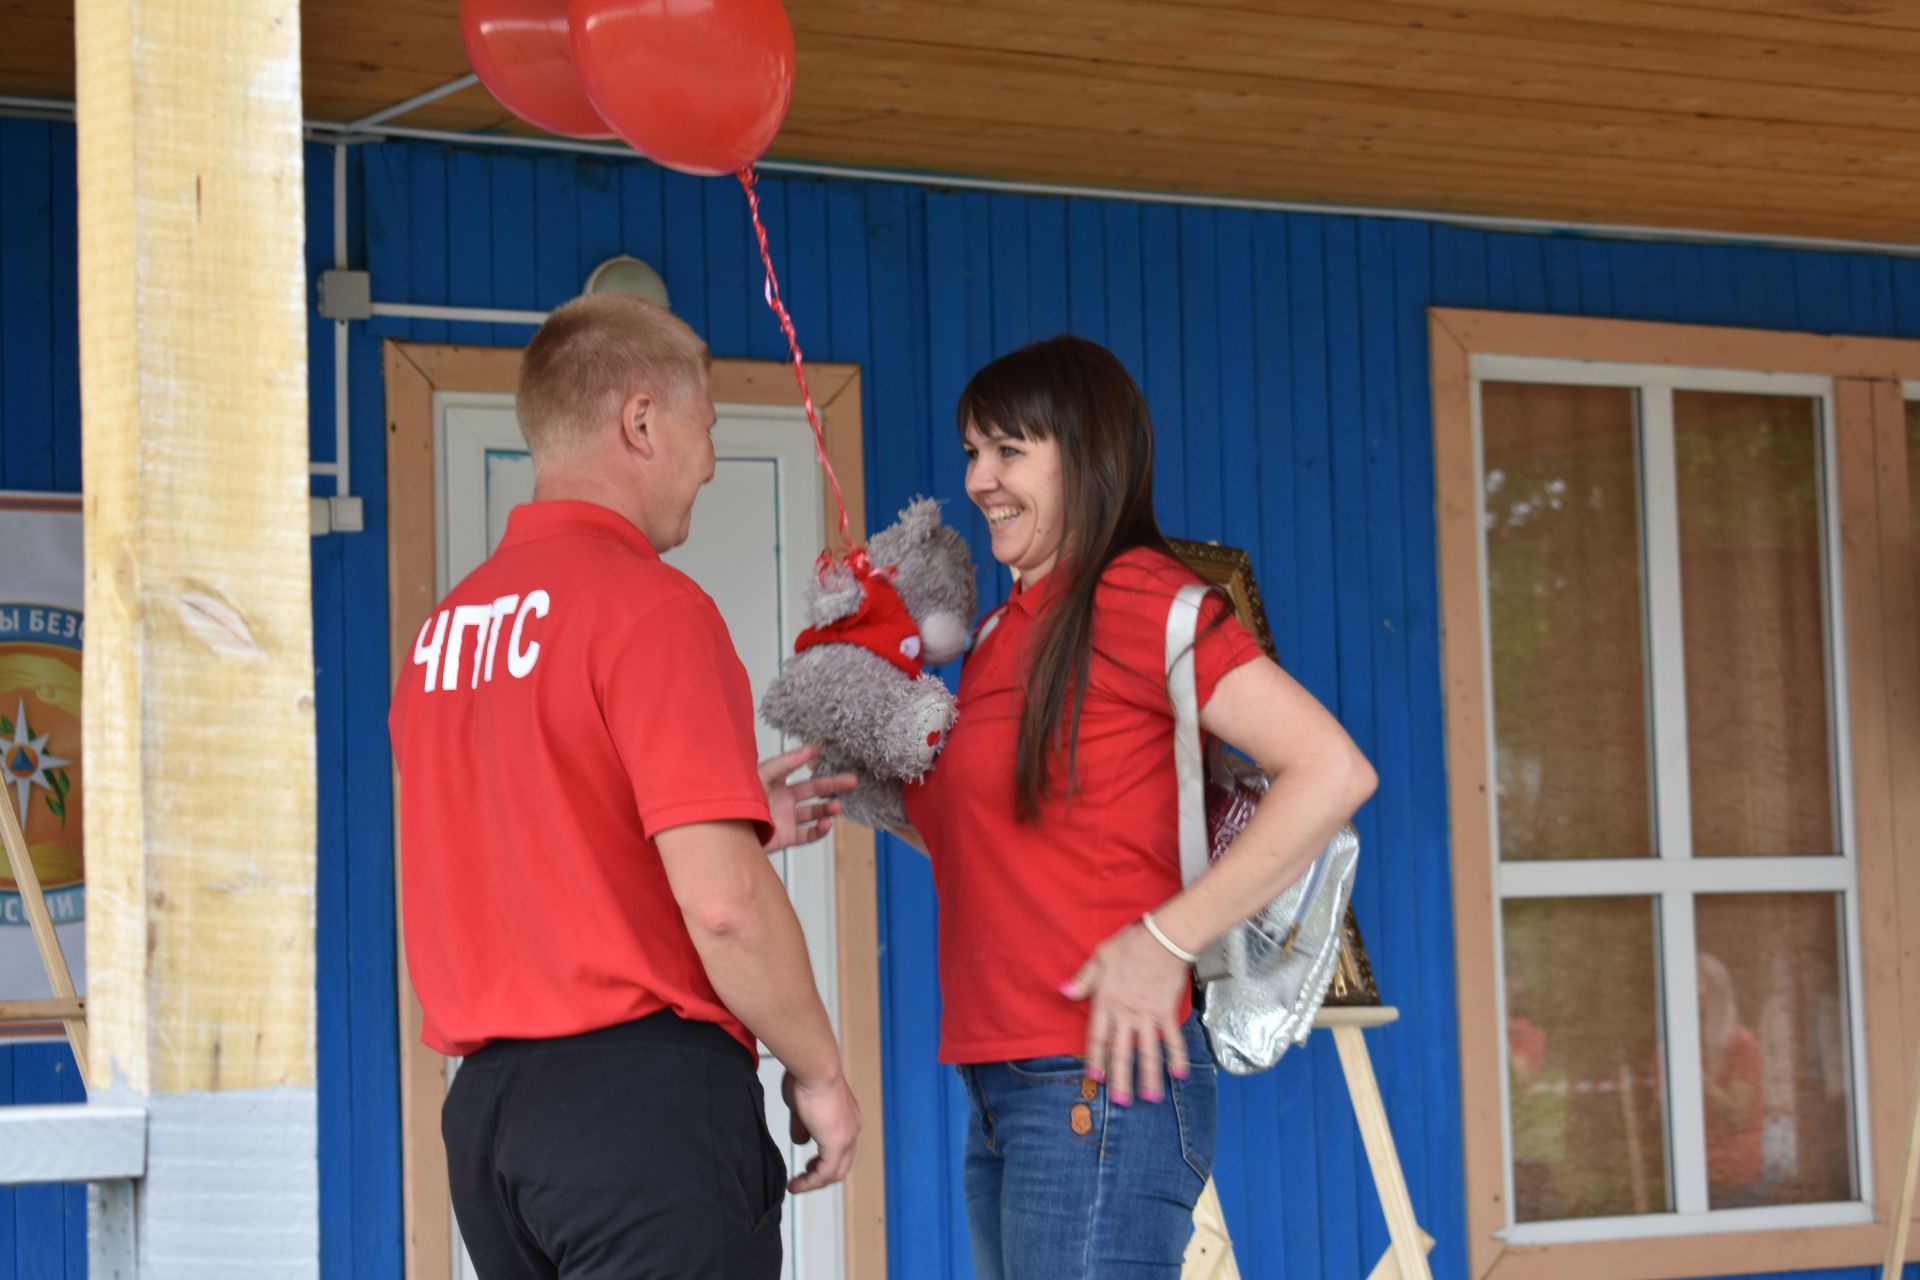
[1092,552,1269,714]
[600,589,774,845]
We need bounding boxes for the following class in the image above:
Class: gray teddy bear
[760,497,977,832]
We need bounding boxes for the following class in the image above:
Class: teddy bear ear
[809,559,866,625]
[896,495,943,537]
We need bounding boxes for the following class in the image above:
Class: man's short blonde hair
[516,295,711,462]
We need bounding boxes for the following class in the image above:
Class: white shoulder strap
[1166,583,1211,891]
[1167,584,1230,980]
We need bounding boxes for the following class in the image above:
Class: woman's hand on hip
[1061,923,1191,1106]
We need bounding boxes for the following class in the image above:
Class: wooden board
[11,1,1920,243]
[74,0,316,1097]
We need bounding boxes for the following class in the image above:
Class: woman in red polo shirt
[898,336,1377,1279]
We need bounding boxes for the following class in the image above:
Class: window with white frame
[1473,357,1874,1244]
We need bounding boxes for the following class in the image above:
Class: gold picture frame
[1167,538,1381,1007]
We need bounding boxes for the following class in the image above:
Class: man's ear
[620,390,656,458]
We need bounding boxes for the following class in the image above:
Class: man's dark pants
[443,1010,786,1279]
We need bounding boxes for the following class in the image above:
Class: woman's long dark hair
[957,336,1174,820]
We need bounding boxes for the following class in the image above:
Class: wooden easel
[1183,1006,1435,1280]
[0,788,88,1089]
[1884,1033,1920,1280]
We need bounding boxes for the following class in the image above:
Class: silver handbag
[1167,584,1360,1075]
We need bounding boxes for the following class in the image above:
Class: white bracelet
[1141,911,1199,965]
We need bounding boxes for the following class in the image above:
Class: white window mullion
[1498,856,1853,900]
[1638,386,1694,867]
[1657,892,1711,1215]
[1639,385,1712,1216]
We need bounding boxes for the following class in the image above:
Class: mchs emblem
[0,605,82,926]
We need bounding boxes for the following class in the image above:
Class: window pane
[1504,897,1670,1221]
[1484,383,1653,862]
[1695,894,1857,1209]
[1673,393,1836,858]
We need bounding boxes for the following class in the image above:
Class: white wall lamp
[582,255,671,310]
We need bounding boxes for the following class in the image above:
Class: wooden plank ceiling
[5,0,1920,245]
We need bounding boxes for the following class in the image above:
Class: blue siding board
[1141,205,1186,535]
[1214,210,1261,558]
[988,194,1030,356]
[445,149,495,347]
[1398,219,1471,1280]
[782,181,832,372]
[924,191,988,578]
[617,164,665,294]
[345,319,405,1279]
[488,153,538,347]
[0,1049,11,1262]
[696,171,747,358]
[575,159,622,298]
[533,155,580,315]
[659,170,709,340]
[1,121,55,490]
[1066,200,1106,342]
[7,127,1920,1280]
[1794,250,1851,335]
[1102,202,1147,383]
[12,1048,69,1280]
[314,522,353,1280]
[405,145,449,344]
[738,175,789,365]
[1178,207,1223,542]
[1542,236,1583,313]
[361,146,409,341]
[1894,259,1920,335]
[1027,196,1069,340]
[49,133,78,492]
[307,143,340,471]
[822,182,871,491]
[1249,215,1297,656]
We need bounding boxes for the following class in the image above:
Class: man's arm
[656,818,861,1193]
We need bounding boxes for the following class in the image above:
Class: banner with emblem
[0,493,84,1042]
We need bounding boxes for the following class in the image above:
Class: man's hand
[759,744,858,852]
[781,1067,861,1193]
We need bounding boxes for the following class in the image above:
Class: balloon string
[737,163,853,551]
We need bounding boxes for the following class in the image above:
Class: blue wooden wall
[4,116,1920,1280]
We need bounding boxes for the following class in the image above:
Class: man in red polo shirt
[390,295,861,1278]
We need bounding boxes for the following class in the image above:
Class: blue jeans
[958,1015,1218,1280]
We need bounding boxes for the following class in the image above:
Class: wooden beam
[75,0,317,1260]
[0,998,86,1026]
[77,0,316,1103]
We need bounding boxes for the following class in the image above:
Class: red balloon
[569,0,796,177]
[462,0,614,139]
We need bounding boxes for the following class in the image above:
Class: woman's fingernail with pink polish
[1142,1089,1163,1104]
[1171,1067,1190,1080]
[1112,1092,1132,1107]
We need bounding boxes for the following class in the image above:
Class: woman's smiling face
[963,417,1066,583]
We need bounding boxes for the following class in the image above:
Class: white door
[434,389,844,1280]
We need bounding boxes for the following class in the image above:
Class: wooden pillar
[75,0,317,1271]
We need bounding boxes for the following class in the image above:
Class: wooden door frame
[383,339,885,1280]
